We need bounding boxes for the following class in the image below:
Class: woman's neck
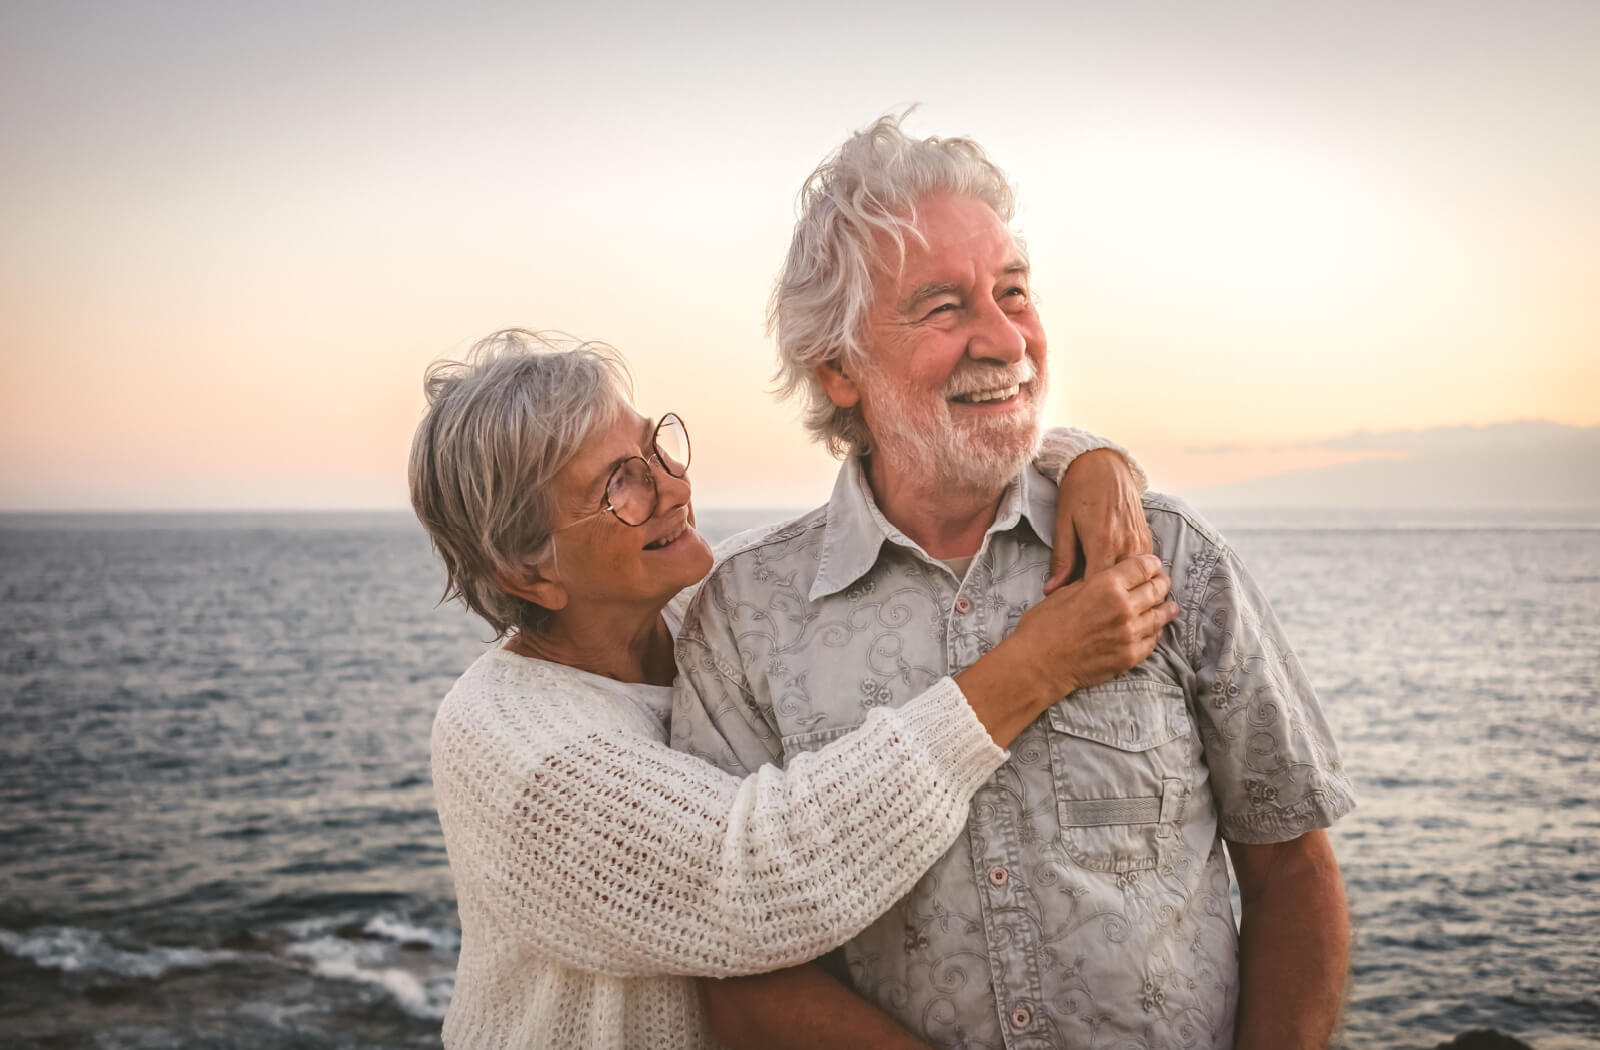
[508,604,676,686]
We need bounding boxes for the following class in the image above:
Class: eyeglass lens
[652,414,690,477]
[605,460,657,527]
[603,414,691,527]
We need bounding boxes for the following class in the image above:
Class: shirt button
[987,865,1009,887]
[1010,1005,1032,1029]
[954,595,973,614]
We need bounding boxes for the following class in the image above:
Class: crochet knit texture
[428,426,1135,1047]
[431,648,1005,1049]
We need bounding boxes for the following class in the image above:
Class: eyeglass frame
[552,412,691,531]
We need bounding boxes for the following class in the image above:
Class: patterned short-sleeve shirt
[671,458,1356,1050]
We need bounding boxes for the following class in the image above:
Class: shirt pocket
[1045,676,1193,873]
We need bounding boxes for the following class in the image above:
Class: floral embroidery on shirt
[1141,973,1168,1014]
[860,678,894,707]
[672,475,1357,1050]
[1245,778,1279,807]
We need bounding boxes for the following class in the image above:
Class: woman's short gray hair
[408,329,632,638]
[769,111,1017,457]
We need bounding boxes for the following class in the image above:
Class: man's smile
[949,382,1023,405]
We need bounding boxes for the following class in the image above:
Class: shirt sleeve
[670,563,789,776]
[431,669,1004,980]
[1032,425,1150,491]
[1183,542,1358,843]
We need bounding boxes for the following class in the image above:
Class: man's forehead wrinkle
[896,260,1030,313]
[902,281,962,313]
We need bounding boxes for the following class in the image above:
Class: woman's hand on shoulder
[1046,448,1152,595]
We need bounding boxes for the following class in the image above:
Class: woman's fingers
[1143,600,1180,636]
[1109,554,1164,591]
[1045,515,1081,596]
[1128,573,1172,613]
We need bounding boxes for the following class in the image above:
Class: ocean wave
[280,910,458,1021]
[362,913,460,951]
[1,911,459,1024]
[280,909,460,951]
[0,925,237,979]
[298,952,454,1021]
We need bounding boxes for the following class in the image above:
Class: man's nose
[968,296,1027,364]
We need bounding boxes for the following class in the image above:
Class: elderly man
[671,116,1357,1050]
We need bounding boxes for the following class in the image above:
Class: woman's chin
[646,527,715,589]
[682,530,715,584]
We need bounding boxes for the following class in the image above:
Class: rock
[335,921,380,940]
[1432,1031,1535,1050]
[220,929,279,953]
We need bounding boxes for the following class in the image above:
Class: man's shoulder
[703,505,829,584]
[708,505,829,566]
[1141,490,1230,554]
[683,505,831,632]
[1138,491,1236,627]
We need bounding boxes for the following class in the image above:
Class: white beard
[862,358,1045,495]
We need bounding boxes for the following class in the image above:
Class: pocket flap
[782,722,864,756]
[1048,678,1191,751]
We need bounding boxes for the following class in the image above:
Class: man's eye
[925,302,958,317]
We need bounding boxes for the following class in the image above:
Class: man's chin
[960,414,1040,458]
[934,425,1038,491]
[867,398,1040,493]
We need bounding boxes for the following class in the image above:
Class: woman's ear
[496,560,568,613]
[815,359,861,409]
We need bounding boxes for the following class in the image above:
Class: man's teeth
[953,384,1021,404]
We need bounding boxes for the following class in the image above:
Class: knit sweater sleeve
[1033,425,1150,491]
[430,662,1004,979]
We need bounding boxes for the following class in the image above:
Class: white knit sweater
[429,426,1131,1049]
[431,646,1007,1048]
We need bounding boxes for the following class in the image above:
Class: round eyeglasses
[560,413,691,529]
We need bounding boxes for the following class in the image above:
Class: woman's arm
[432,554,1175,982]
[432,671,1002,981]
[1034,426,1153,592]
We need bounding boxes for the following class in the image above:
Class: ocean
[1,508,1596,1049]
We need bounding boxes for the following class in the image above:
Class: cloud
[1184,443,1248,455]
[1300,420,1599,455]
[1186,420,1600,509]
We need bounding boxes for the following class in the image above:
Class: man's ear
[815,359,861,409]
[496,560,568,613]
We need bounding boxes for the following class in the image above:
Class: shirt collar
[809,456,1059,601]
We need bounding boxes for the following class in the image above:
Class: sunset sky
[2,1,1596,511]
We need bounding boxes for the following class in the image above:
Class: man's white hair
[769,111,1018,457]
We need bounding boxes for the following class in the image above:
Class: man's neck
[863,455,1008,559]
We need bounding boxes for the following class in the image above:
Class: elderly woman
[413,330,1172,1049]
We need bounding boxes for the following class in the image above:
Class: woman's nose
[651,455,691,512]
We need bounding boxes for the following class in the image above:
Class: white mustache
[943,358,1038,399]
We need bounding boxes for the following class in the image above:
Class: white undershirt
[942,555,975,580]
